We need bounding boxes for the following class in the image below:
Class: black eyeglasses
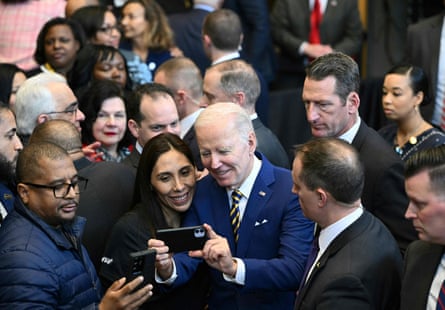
[98,25,120,35]
[22,177,88,198]
[45,102,79,117]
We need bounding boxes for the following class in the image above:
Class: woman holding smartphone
[100,133,209,309]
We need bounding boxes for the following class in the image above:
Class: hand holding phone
[156,225,207,253]
[126,249,156,286]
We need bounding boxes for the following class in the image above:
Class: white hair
[14,72,67,136]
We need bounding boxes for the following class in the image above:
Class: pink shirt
[0,0,66,71]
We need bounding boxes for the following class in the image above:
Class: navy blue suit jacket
[171,153,314,310]
[168,8,212,76]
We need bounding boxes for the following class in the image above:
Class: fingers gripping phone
[126,249,156,286]
[156,225,207,253]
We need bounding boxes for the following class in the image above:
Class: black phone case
[156,225,207,253]
[127,248,156,285]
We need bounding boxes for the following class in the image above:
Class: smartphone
[126,249,156,286]
[156,225,207,253]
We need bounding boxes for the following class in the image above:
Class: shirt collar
[339,117,361,144]
[227,155,262,199]
[180,109,204,138]
[212,52,241,65]
[318,206,364,254]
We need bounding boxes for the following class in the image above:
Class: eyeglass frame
[98,24,121,35]
[44,101,79,117]
[21,176,88,199]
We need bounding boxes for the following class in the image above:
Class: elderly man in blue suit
[149,102,314,309]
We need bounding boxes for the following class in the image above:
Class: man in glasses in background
[0,141,152,309]
[13,72,85,145]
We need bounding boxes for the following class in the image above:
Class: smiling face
[151,149,196,213]
[92,97,127,150]
[121,2,148,40]
[405,170,445,244]
[302,76,358,138]
[18,156,79,227]
[197,118,255,189]
[92,11,121,48]
[382,73,421,121]
[44,24,80,73]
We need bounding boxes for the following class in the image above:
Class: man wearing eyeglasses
[0,141,152,309]
[14,72,85,144]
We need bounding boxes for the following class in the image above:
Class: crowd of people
[0,0,445,309]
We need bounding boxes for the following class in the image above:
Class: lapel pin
[259,191,266,197]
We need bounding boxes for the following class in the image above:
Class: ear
[232,92,245,107]
[414,91,424,107]
[203,34,212,48]
[248,130,257,155]
[127,119,140,139]
[176,89,187,106]
[315,188,328,207]
[37,114,49,124]
[17,183,30,204]
[346,92,360,114]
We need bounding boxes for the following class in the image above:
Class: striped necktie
[437,279,445,309]
[230,189,242,243]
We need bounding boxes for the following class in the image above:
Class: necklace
[396,119,426,148]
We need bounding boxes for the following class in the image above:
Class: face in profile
[9,71,27,108]
[291,155,318,221]
[93,52,127,88]
[48,83,85,132]
[382,73,422,121]
[405,171,445,244]
[121,2,148,40]
[92,97,127,149]
[0,109,23,170]
[151,148,196,213]
[44,24,80,72]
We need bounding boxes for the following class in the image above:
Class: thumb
[203,223,219,239]
[108,277,126,291]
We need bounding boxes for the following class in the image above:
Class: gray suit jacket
[294,211,402,310]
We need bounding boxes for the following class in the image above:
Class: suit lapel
[296,212,371,304]
[237,156,275,256]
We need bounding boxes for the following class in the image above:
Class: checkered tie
[230,189,242,243]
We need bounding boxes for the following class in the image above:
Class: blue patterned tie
[230,189,242,243]
[437,280,445,309]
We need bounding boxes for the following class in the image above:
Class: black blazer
[351,121,417,252]
[401,240,444,310]
[182,125,204,171]
[295,211,403,310]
